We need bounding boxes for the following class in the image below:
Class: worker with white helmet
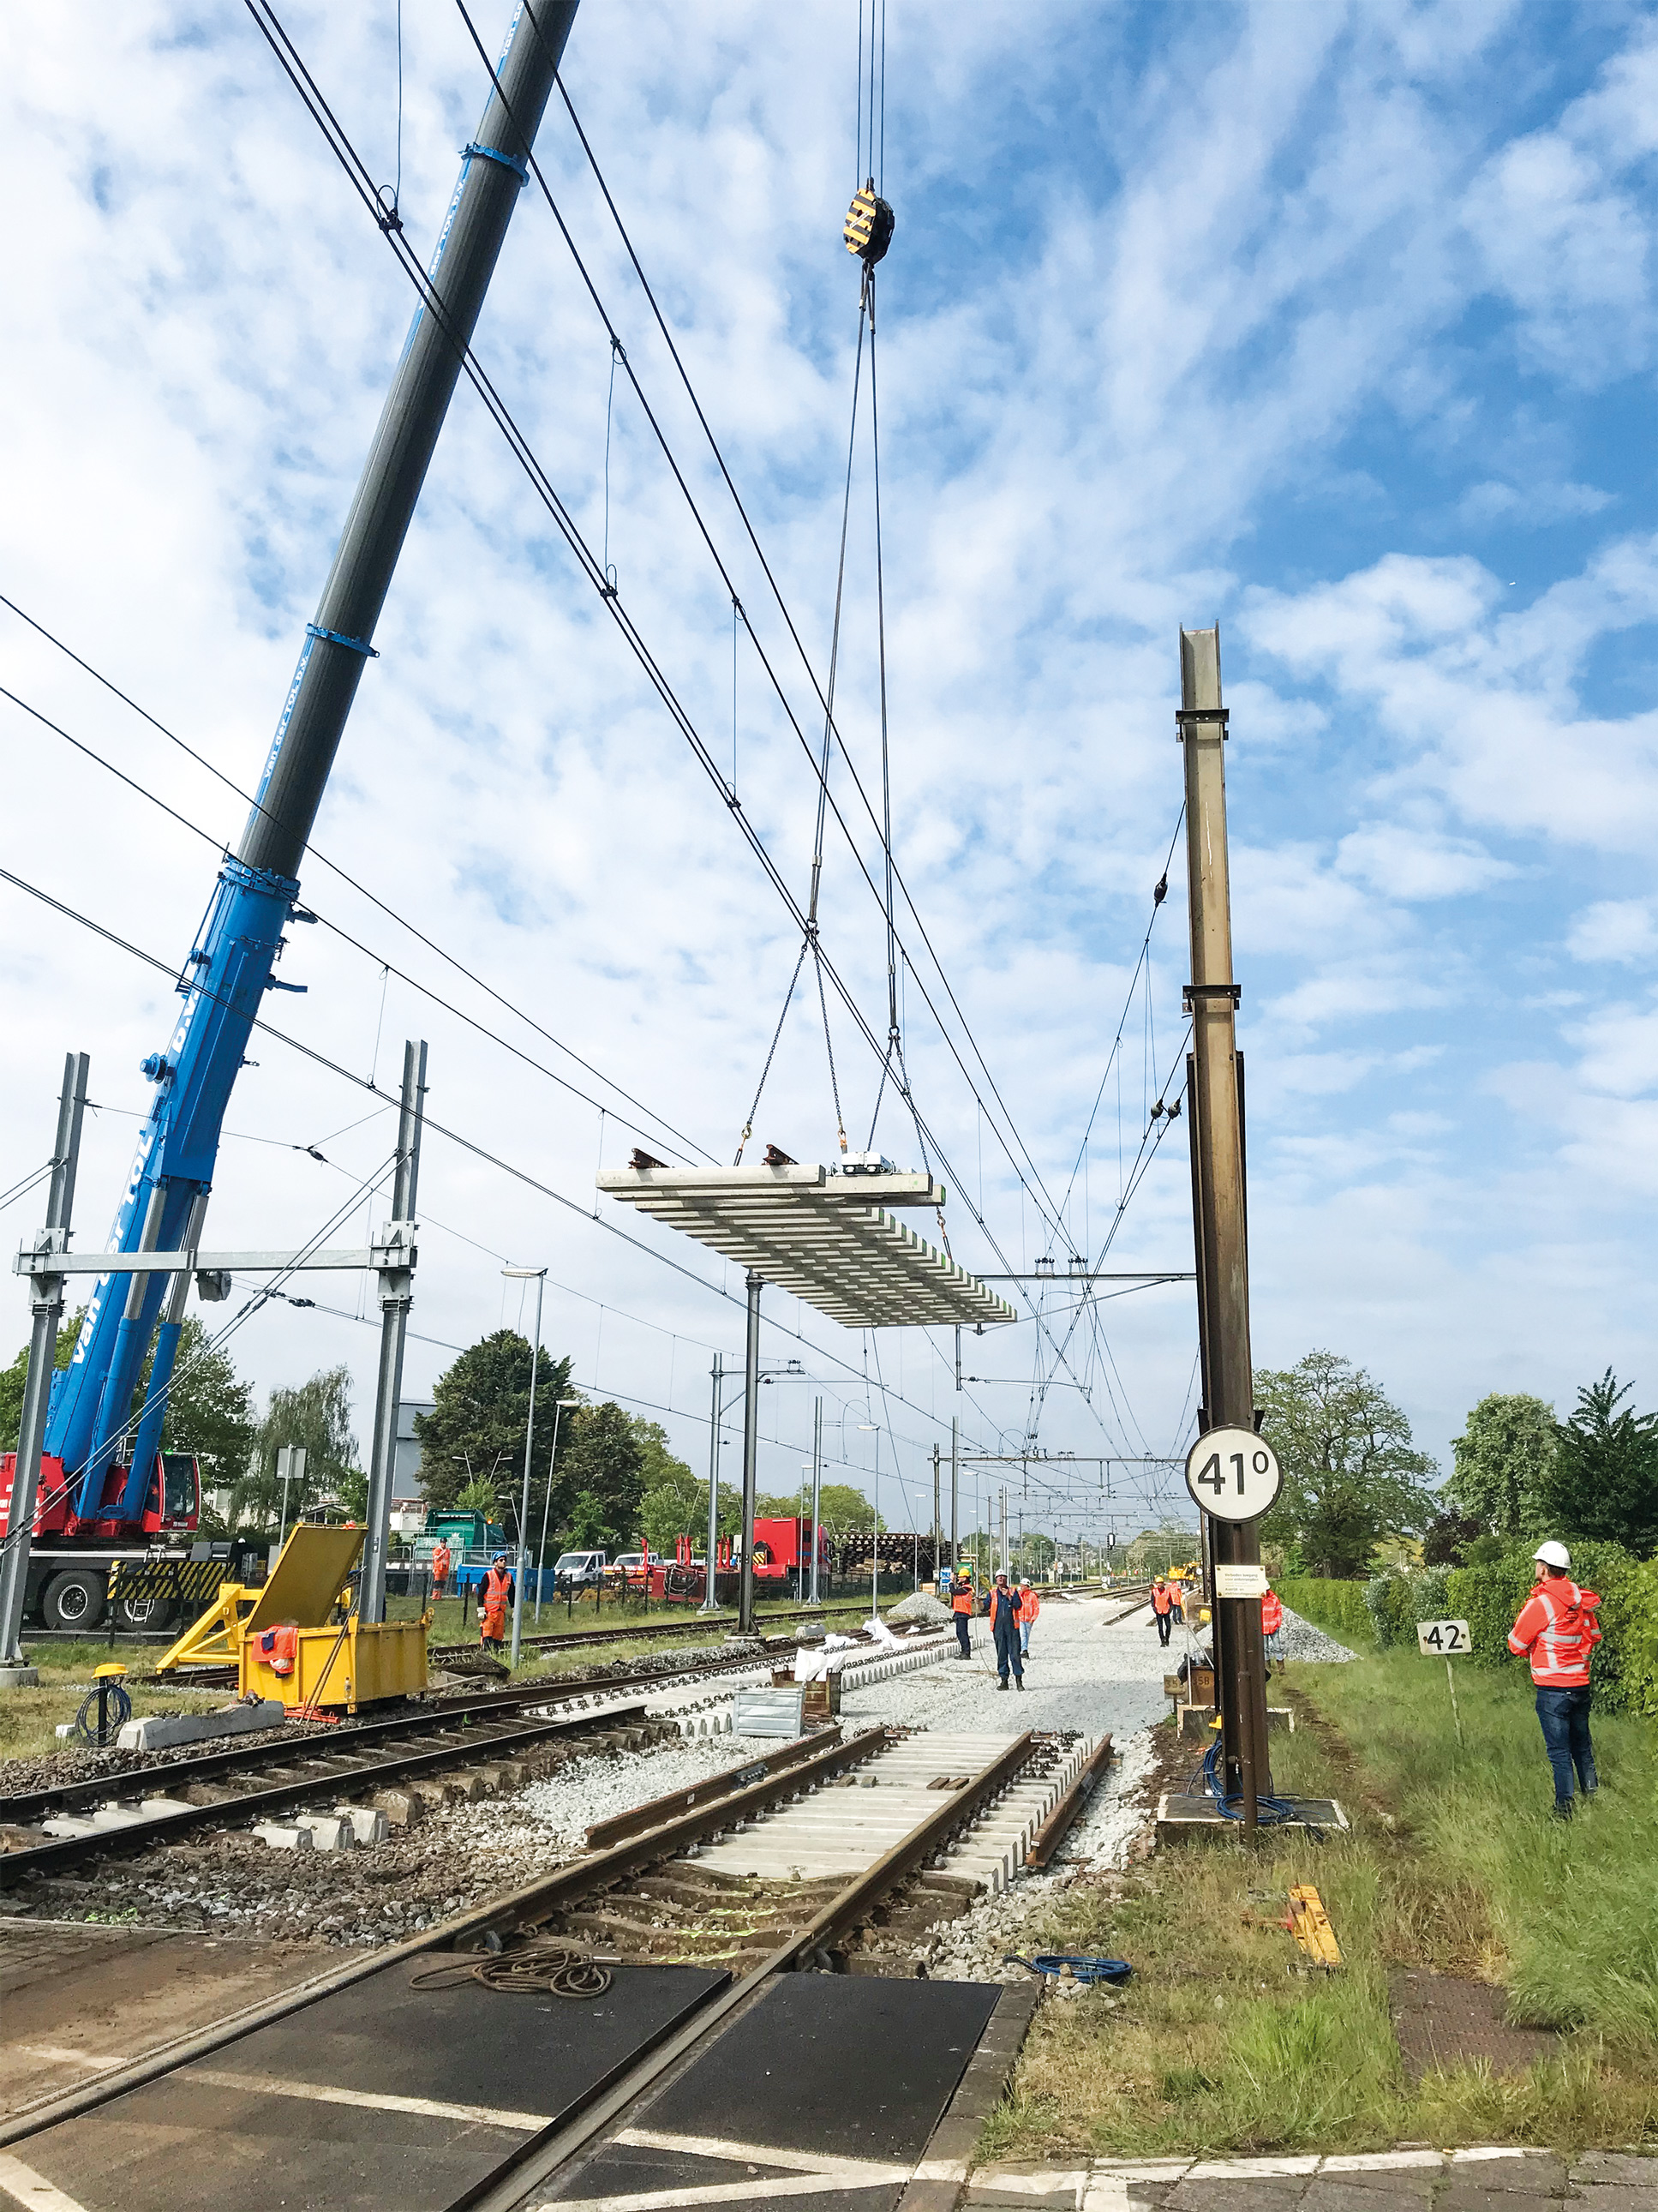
[1506,1540,1602,1819]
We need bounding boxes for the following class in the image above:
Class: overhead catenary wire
[241,0,1134,1431]
[448,3,1076,1246]
[0,595,710,1166]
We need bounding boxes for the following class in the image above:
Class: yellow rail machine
[154,1524,428,1711]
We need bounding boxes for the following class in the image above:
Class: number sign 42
[1183,1426,1282,1525]
[1416,1618,1469,1657]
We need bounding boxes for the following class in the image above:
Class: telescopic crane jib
[15,2,580,1542]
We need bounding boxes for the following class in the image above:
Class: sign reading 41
[1183,1425,1282,1524]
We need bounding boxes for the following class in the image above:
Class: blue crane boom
[44,0,580,1520]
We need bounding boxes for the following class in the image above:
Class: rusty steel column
[1178,626,1271,1830]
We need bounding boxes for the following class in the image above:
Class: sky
[3,0,1657,1550]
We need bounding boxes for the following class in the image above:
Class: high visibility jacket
[258,1623,299,1678]
[1152,1583,1174,1615]
[987,1586,1020,1634]
[1260,1591,1284,1636]
[480,1563,513,1640]
[1015,1587,1040,1625]
[1508,1578,1601,1687]
[950,1582,975,1615]
[431,1544,452,1584]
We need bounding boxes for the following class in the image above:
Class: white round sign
[1184,1426,1281,1524]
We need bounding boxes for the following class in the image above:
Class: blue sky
[3,0,1657,1545]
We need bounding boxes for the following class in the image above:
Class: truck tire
[113,1592,178,1633]
[43,1570,107,1633]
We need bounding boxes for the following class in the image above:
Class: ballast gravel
[1273,1606,1356,1663]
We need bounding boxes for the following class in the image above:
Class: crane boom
[45,0,580,1515]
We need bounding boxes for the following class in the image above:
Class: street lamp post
[501,1267,547,1671]
[533,1397,582,1622]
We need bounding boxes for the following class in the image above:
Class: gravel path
[834,1593,1172,1741]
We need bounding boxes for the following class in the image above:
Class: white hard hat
[1533,1539,1571,1569]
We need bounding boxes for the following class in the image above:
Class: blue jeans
[1020,1621,1033,1656]
[1535,1686,1596,1807]
[993,1620,1023,1681]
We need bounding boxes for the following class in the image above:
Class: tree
[550,1401,646,1556]
[1422,1510,1487,1568]
[230,1365,361,1531]
[1255,1350,1437,1578]
[413,1329,575,1531]
[1534,1370,1658,1556]
[0,1307,84,1452]
[154,1319,256,1499]
[1446,1394,1555,1538]
[814,1482,883,1538]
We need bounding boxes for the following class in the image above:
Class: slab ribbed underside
[596,1166,1016,1328]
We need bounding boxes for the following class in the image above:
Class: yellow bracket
[153,1582,255,1672]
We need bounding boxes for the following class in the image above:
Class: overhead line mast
[42,0,582,1503]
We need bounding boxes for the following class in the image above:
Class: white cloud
[1566,899,1658,965]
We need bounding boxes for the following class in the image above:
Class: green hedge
[1445,1541,1655,1714]
[1275,1576,1373,1646]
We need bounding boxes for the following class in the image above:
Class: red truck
[0,1448,207,1631]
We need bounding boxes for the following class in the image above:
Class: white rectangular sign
[1214,1564,1268,1598]
[1416,1617,1470,1657]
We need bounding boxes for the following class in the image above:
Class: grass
[1,1637,235,1766]
[985,1650,1658,2161]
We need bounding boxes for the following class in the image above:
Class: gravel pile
[887,1592,953,1628]
[1274,1607,1356,1663]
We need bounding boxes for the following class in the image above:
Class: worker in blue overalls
[986,1568,1025,1693]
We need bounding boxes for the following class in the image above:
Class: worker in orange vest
[430,1539,452,1600]
[479,1553,515,1658]
[1508,1540,1601,1819]
[1260,1585,1284,1659]
[949,1565,975,1659]
[1016,1578,1040,1663]
[1151,1576,1176,1647]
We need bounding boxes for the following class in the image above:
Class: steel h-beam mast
[701,1352,723,1613]
[0,1054,89,1669]
[1179,626,1271,1831]
[43,0,581,1506]
[738,1272,763,1634]
[361,1040,426,1625]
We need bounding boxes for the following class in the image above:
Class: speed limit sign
[1185,1426,1282,1523]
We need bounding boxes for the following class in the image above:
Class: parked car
[550,1549,608,1592]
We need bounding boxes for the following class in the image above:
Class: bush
[1276,1576,1374,1645]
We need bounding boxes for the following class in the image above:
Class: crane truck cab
[0,1448,205,1630]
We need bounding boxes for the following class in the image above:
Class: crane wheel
[43,1570,107,1633]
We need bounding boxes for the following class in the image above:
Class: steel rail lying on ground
[583,1726,841,1850]
[1023,1734,1115,1868]
[427,1595,878,1665]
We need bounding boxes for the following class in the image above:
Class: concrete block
[337,1806,388,1845]
[117,1699,286,1753]
[41,1815,99,1838]
[89,1802,151,1831]
[138,1797,198,1819]
[0,1665,40,1689]
[294,1813,352,1850]
[372,1788,422,1828]
[252,1822,312,1850]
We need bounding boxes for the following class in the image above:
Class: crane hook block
[844,178,895,267]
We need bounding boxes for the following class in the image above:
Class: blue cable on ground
[1196,1733,1302,1825]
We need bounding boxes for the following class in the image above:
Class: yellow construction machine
[154,1524,429,1711]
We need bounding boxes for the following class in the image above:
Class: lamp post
[533,1396,583,1623]
[500,1267,547,1670]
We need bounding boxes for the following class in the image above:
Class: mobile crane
[0,0,582,1651]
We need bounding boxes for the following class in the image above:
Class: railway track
[0,1634,828,1882]
[0,1712,1115,2212]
